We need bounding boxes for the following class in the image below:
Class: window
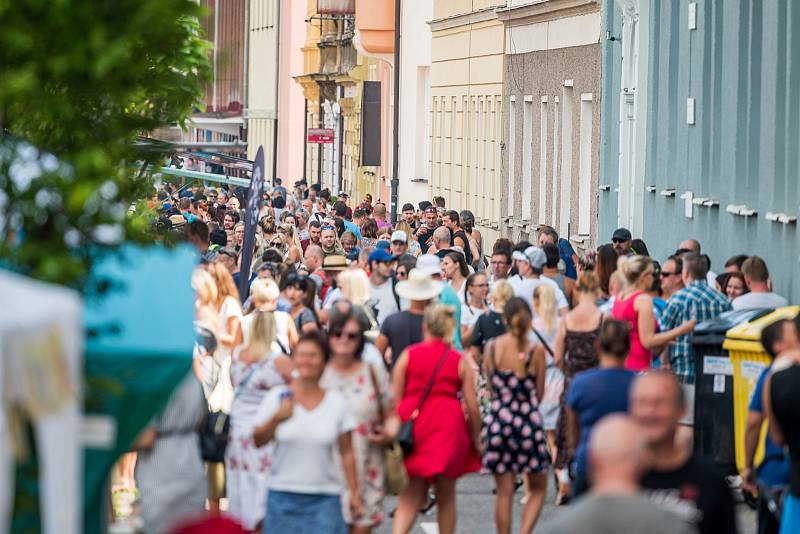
[551,97,560,228]
[539,97,548,225]
[560,86,574,236]
[522,96,533,220]
[416,66,431,181]
[578,93,593,235]
[507,97,516,216]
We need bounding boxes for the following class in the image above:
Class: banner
[238,146,265,301]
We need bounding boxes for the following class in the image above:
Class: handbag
[367,364,408,495]
[397,346,451,456]
[200,358,265,462]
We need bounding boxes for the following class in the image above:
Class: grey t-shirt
[544,494,697,534]
[732,291,789,310]
[368,278,399,326]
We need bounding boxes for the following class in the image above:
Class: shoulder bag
[367,364,408,495]
[396,346,450,456]
[200,358,265,462]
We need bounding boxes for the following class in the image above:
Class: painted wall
[600,0,800,303]
[246,0,279,169]
[397,0,434,208]
[429,1,507,245]
[500,1,602,249]
[275,0,307,185]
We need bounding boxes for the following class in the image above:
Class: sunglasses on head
[321,224,336,231]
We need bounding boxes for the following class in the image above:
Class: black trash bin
[690,308,772,476]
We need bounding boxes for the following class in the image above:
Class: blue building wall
[599,0,800,303]
[598,0,621,242]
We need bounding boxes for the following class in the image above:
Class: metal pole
[303,98,309,181]
[390,0,401,224]
[318,93,324,187]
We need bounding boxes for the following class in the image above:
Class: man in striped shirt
[660,253,732,446]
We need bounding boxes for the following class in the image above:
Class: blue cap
[375,239,391,251]
[368,248,395,265]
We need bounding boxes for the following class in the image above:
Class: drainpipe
[303,99,308,181]
[390,0,401,224]
[272,0,281,182]
[318,92,324,187]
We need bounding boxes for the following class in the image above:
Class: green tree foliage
[0,0,211,286]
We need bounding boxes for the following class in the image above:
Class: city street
[377,475,757,533]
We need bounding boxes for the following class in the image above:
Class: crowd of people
[130,177,800,534]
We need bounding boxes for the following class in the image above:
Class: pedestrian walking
[283,272,319,334]
[552,272,604,502]
[391,304,482,534]
[253,332,362,534]
[482,297,550,534]
[612,256,695,370]
[322,309,400,533]
[658,253,731,448]
[565,320,636,496]
[733,256,789,310]
[545,415,696,534]
[632,372,738,534]
[243,278,297,353]
[508,246,569,314]
[461,272,490,345]
[226,310,292,530]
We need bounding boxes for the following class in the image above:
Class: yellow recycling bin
[722,306,799,473]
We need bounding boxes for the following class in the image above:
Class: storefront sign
[307,128,335,144]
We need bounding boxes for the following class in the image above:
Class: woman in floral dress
[482,297,550,534]
[226,310,292,531]
[322,307,400,533]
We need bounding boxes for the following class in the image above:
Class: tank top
[452,229,473,265]
[611,290,653,371]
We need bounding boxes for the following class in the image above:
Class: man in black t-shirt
[631,371,737,534]
[415,206,440,254]
[765,357,800,533]
[443,209,472,266]
[374,268,443,367]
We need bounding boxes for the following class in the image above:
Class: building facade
[187,0,247,155]
[600,0,800,301]
[498,0,602,249]
[397,0,434,208]
[428,0,507,245]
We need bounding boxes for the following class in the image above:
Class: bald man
[546,415,694,534]
[676,238,717,286]
[632,372,736,534]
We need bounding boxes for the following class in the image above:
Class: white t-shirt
[256,386,356,495]
[508,274,569,310]
[732,291,789,310]
[369,278,399,326]
[461,303,488,327]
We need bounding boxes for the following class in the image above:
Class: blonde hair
[192,268,218,307]
[395,221,414,240]
[247,310,277,359]
[338,268,371,306]
[250,278,280,307]
[617,255,653,288]
[490,279,514,310]
[576,271,600,294]
[206,262,239,310]
[533,284,557,333]
[424,304,456,343]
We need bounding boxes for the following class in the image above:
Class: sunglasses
[396,270,408,277]
[660,271,678,277]
[270,241,283,247]
[331,330,360,341]
[321,224,336,231]
[612,238,628,244]
[470,283,489,288]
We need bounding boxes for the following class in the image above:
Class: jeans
[263,490,347,534]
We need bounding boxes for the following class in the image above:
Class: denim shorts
[263,490,347,534]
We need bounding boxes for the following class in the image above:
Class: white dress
[529,317,563,431]
[241,309,292,354]
[208,296,242,413]
[225,348,287,529]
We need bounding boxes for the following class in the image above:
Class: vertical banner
[238,146,265,301]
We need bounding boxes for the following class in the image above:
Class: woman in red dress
[391,303,482,534]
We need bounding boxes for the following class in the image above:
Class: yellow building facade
[429,0,506,243]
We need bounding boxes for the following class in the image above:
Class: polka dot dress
[481,370,551,474]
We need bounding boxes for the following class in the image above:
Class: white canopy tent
[0,270,82,534]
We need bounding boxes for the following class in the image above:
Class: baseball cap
[375,239,391,251]
[511,246,547,269]
[402,203,415,212]
[612,228,632,242]
[338,190,349,198]
[416,254,443,276]
[368,249,395,265]
[391,230,408,243]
